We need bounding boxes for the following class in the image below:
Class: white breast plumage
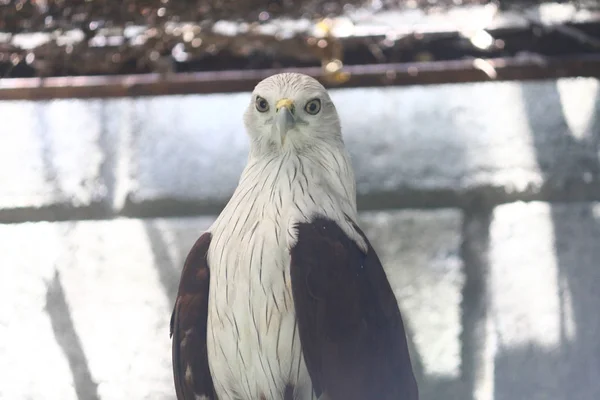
[205,151,357,400]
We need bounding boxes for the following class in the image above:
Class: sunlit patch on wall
[557,78,599,140]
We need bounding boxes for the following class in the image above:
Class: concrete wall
[0,77,599,400]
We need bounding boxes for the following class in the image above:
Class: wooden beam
[0,55,599,100]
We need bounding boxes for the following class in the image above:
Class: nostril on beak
[276,98,295,115]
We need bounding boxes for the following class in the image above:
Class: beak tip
[276,105,296,144]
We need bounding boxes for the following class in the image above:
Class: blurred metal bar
[1,55,599,100]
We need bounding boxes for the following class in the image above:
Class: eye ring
[255,96,269,113]
[304,98,321,115]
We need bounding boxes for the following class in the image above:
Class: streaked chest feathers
[205,153,357,400]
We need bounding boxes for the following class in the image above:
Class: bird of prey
[170,72,418,400]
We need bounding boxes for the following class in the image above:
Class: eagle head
[243,73,344,154]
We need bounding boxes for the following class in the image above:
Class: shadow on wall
[144,220,183,305]
[46,270,100,400]
[494,79,600,400]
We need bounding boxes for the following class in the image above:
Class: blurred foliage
[0,0,598,78]
[1,0,599,34]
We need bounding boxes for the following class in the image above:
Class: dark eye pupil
[306,99,320,114]
[256,97,269,111]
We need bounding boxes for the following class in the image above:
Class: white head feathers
[244,73,344,156]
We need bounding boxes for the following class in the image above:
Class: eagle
[170,72,418,400]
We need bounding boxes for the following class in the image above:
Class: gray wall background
[0,77,599,400]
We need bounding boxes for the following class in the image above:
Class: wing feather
[290,217,418,400]
[170,232,216,400]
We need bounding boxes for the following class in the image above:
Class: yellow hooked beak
[275,98,296,145]
[276,98,295,111]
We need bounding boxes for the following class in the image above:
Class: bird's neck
[212,148,364,250]
[246,148,357,214]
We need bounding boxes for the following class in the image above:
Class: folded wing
[290,217,418,400]
[170,232,216,400]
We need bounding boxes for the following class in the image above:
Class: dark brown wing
[170,232,216,400]
[290,217,419,400]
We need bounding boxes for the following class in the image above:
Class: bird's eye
[255,96,269,113]
[304,98,321,115]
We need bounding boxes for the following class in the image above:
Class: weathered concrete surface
[0,78,597,222]
[125,77,600,217]
[125,93,251,217]
[0,99,113,222]
[0,209,461,399]
[0,223,78,400]
[460,208,495,400]
[489,201,600,400]
[0,218,203,400]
